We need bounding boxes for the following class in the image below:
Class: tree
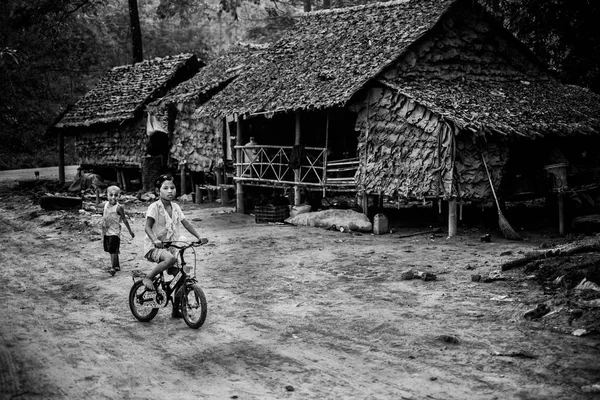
[481,0,600,93]
[128,0,144,62]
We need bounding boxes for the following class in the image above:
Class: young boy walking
[102,185,135,275]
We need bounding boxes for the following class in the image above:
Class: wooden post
[236,116,245,214]
[180,164,186,194]
[221,186,230,206]
[558,192,565,235]
[116,168,123,188]
[58,132,65,184]
[362,191,369,217]
[120,169,127,191]
[448,198,457,238]
[323,111,329,197]
[294,112,301,206]
[195,185,202,204]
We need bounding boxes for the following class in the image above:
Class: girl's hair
[154,174,174,189]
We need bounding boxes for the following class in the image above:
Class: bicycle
[129,239,209,329]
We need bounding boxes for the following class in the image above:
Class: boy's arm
[181,219,201,241]
[117,205,135,238]
[101,215,107,236]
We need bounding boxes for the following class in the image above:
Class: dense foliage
[0,0,272,170]
[481,0,600,93]
[1,0,599,170]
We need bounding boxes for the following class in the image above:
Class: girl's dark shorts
[103,235,120,254]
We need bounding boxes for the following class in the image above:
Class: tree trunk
[323,0,330,9]
[128,0,143,63]
[304,0,312,12]
[500,241,600,271]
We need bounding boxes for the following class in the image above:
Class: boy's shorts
[145,247,177,263]
[103,235,120,254]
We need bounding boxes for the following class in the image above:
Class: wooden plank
[327,166,359,173]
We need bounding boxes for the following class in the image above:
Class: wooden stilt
[180,164,186,194]
[362,192,369,216]
[221,186,230,206]
[294,112,302,206]
[236,116,245,213]
[195,185,202,204]
[558,192,565,235]
[120,169,127,191]
[448,198,457,238]
[116,168,123,188]
[58,132,65,184]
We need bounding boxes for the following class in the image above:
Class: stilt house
[193,0,600,234]
[51,54,202,190]
[146,44,269,192]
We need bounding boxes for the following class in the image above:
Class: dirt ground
[1,176,599,400]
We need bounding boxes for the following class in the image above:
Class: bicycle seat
[166,266,178,276]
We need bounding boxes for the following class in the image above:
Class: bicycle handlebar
[164,238,208,249]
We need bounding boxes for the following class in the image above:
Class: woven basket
[254,205,289,223]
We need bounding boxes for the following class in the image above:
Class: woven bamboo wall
[354,87,453,199]
[169,102,223,172]
[350,2,531,200]
[75,119,145,168]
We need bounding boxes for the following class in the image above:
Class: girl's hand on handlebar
[153,240,164,248]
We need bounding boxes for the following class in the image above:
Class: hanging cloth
[146,113,167,136]
[289,144,306,169]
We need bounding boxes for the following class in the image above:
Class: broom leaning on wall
[481,153,522,241]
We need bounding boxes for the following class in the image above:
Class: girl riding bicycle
[143,174,203,316]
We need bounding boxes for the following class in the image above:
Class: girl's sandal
[108,268,116,276]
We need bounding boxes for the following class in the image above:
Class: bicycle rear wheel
[129,281,159,322]
[181,283,207,329]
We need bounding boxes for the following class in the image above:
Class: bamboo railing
[234,145,358,191]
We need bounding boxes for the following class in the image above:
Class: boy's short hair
[154,174,174,189]
[107,185,121,195]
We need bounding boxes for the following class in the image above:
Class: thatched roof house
[52,53,201,184]
[194,0,600,210]
[147,44,269,173]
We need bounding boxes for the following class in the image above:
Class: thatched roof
[385,77,600,138]
[151,43,269,108]
[194,0,600,139]
[196,0,456,118]
[54,53,200,129]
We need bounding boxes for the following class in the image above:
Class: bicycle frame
[130,239,209,328]
[132,240,204,308]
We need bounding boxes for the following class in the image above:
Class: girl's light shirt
[143,200,185,256]
[103,201,121,236]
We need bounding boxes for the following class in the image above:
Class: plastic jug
[373,213,388,235]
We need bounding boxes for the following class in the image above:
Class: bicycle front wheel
[129,280,159,322]
[182,283,207,329]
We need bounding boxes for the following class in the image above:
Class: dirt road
[0,165,79,184]
[0,185,599,399]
